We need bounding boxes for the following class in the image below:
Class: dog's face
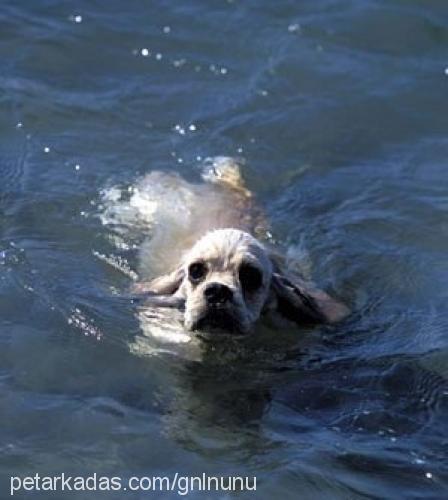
[181,229,272,334]
[136,228,348,335]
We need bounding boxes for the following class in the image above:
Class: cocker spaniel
[131,158,348,336]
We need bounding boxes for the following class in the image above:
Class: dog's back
[136,158,265,279]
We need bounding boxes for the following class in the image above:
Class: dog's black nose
[204,283,233,305]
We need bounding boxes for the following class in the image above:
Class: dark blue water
[1,0,448,498]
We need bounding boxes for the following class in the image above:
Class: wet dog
[131,158,348,337]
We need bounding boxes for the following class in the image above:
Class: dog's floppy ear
[270,271,349,325]
[132,266,185,296]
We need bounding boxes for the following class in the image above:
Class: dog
[131,158,349,337]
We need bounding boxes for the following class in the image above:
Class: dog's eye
[239,263,263,292]
[188,262,207,282]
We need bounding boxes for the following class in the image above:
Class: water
[1,0,448,497]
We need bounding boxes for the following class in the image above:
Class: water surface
[1,0,448,498]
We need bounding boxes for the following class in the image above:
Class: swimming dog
[131,158,348,336]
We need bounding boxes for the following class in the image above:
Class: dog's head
[181,229,272,333]
[135,228,348,335]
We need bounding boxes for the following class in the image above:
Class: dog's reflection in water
[149,329,309,448]
[132,310,317,447]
